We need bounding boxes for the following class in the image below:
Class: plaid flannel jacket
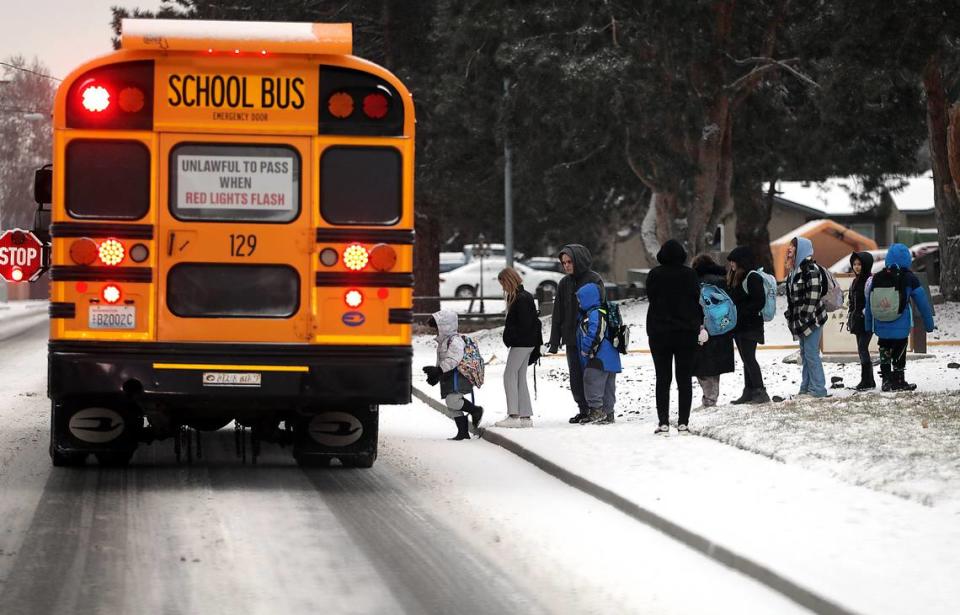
[785,258,828,339]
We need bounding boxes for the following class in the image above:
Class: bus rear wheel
[95,450,135,467]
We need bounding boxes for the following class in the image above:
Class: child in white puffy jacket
[422,310,483,440]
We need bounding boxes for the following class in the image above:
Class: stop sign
[0,229,45,283]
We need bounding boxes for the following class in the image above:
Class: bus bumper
[48,341,412,406]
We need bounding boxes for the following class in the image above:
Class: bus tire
[95,450,135,467]
[344,452,376,468]
[50,443,86,467]
[294,453,331,468]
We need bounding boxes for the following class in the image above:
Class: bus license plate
[202,372,262,387]
[88,305,136,329]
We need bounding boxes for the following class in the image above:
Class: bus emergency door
[157,133,313,343]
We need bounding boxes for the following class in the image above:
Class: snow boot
[461,398,484,429]
[731,388,753,405]
[890,371,917,392]
[749,388,771,404]
[569,409,589,424]
[879,363,893,392]
[585,407,605,423]
[854,364,876,391]
[449,416,471,440]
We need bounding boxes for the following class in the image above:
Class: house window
[850,223,875,240]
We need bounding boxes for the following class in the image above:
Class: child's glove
[586,357,603,369]
[422,365,441,386]
[698,328,709,345]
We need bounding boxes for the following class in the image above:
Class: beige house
[609,174,937,283]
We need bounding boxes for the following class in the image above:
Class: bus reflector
[328,92,354,118]
[369,243,397,271]
[82,84,111,112]
[362,92,389,119]
[98,239,125,266]
[344,289,363,308]
[70,238,100,265]
[102,285,122,304]
[343,244,369,271]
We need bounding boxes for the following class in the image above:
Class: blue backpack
[700,283,737,336]
[744,268,778,322]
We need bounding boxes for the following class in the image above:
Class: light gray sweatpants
[698,375,719,406]
[503,346,534,417]
[583,367,616,412]
[442,393,466,419]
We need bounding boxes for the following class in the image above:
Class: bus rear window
[66,140,150,219]
[170,144,301,223]
[320,146,401,225]
[167,264,299,318]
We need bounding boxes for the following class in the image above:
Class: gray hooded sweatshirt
[548,244,605,348]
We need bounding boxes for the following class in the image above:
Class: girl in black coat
[692,254,736,407]
[847,251,876,390]
[726,246,769,404]
[496,267,541,427]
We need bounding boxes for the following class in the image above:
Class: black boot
[461,399,484,429]
[891,371,917,392]
[449,415,471,440]
[569,409,589,424]
[731,388,753,405]
[880,363,893,392]
[854,364,876,391]
[749,388,770,404]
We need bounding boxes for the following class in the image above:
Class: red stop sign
[0,229,45,283]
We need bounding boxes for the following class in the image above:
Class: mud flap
[50,397,141,464]
[293,404,379,467]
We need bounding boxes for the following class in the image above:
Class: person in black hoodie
[692,254,735,407]
[847,251,876,390]
[646,239,702,435]
[547,244,605,423]
[725,246,769,404]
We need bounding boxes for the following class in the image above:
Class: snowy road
[0,320,807,614]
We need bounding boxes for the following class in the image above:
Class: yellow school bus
[44,19,414,467]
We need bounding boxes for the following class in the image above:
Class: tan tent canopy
[770,219,877,281]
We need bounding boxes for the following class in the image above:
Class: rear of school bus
[46,20,414,467]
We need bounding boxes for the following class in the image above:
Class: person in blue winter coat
[575,283,622,424]
[864,243,935,391]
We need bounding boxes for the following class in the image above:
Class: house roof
[770,174,936,216]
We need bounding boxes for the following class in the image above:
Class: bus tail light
[128,243,149,263]
[369,243,397,271]
[69,238,100,265]
[67,60,154,130]
[342,244,369,271]
[328,92,354,118]
[98,239,125,266]
[344,289,363,308]
[362,92,389,119]
[102,284,122,304]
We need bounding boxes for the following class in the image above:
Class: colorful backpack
[744,268,778,322]
[817,265,844,312]
[869,268,908,322]
[700,283,737,336]
[590,301,630,354]
[456,334,485,387]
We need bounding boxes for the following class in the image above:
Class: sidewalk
[413,335,960,615]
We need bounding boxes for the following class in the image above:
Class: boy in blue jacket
[575,283,622,424]
[864,243,935,391]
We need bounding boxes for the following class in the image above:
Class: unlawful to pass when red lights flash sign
[176,155,295,210]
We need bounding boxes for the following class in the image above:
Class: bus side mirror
[34,164,52,205]
[33,207,52,245]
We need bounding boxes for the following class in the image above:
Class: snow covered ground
[414,295,960,614]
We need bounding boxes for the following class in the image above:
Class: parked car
[439,251,468,273]
[828,249,888,275]
[523,256,564,273]
[439,259,562,298]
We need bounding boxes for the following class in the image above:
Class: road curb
[411,384,860,615]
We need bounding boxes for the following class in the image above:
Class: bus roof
[121,19,353,56]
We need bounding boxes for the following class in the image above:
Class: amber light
[118,87,145,113]
[344,289,364,308]
[343,244,369,271]
[98,239,125,266]
[102,284,122,304]
[369,243,397,272]
[328,92,354,118]
[81,84,110,113]
[70,238,99,265]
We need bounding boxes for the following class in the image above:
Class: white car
[439,259,563,298]
[828,249,888,275]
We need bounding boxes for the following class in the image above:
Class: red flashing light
[362,92,389,119]
[10,267,23,282]
[81,84,111,113]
